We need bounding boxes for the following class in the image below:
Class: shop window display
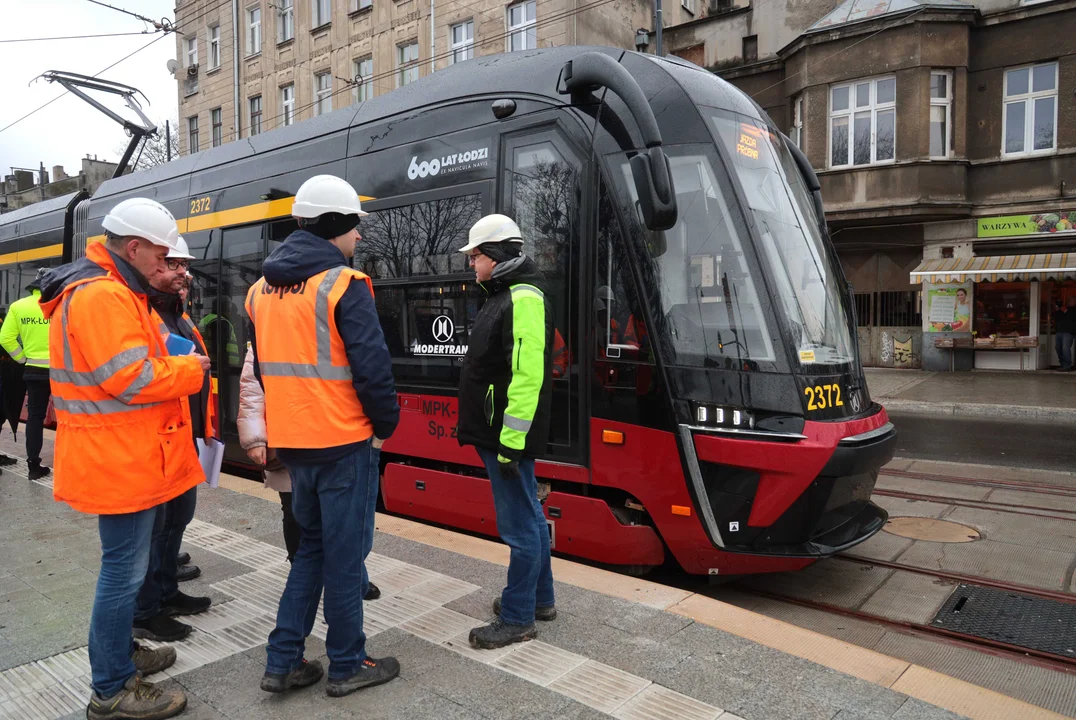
[974,282,1030,338]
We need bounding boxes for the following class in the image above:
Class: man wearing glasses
[132,237,218,643]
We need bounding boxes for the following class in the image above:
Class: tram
[0,47,895,576]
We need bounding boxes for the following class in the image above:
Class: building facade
[1,158,118,214]
[654,0,1076,372]
[174,0,651,155]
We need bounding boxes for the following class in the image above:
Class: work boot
[468,618,537,650]
[326,657,400,698]
[493,597,557,622]
[364,582,381,600]
[176,552,191,566]
[27,463,50,481]
[132,642,176,676]
[133,615,192,642]
[175,564,201,583]
[260,659,324,693]
[0,454,17,466]
[160,591,211,616]
[86,673,186,720]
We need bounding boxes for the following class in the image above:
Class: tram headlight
[693,403,753,429]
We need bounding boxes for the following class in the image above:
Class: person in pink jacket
[238,346,381,599]
[238,346,300,560]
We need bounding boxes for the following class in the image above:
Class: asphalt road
[889,411,1076,472]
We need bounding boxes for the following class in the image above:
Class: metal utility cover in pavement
[931,584,1076,657]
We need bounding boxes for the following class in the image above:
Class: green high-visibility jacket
[0,289,50,368]
[457,256,553,461]
[199,313,242,367]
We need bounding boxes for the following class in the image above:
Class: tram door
[501,125,587,463]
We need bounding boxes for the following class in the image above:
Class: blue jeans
[90,508,158,698]
[266,441,379,680]
[477,448,554,626]
[135,487,197,620]
[1057,332,1074,369]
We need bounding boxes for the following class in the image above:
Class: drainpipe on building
[430,0,435,75]
[655,0,663,57]
[232,0,241,141]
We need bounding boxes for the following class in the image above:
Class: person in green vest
[198,298,242,368]
[0,268,53,480]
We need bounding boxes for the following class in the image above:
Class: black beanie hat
[301,212,361,240]
[477,241,522,263]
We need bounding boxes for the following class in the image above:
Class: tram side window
[0,267,17,311]
[185,229,220,335]
[356,194,481,280]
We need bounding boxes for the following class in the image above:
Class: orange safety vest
[40,243,207,515]
[246,266,375,449]
[152,310,220,441]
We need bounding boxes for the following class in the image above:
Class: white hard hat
[166,236,195,260]
[459,214,523,256]
[291,175,368,219]
[102,197,182,250]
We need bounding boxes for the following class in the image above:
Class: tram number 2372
[804,384,844,411]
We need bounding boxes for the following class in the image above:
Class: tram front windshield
[708,109,856,367]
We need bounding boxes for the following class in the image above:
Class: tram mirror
[630,147,677,233]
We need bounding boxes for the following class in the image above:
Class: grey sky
[0,0,179,178]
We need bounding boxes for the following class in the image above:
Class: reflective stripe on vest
[256,267,353,382]
[50,286,159,414]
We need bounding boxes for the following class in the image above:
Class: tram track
[738,585,1076,676]
[872,487,1076,522]
[881,468,1076,498]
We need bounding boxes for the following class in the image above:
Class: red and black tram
[0,47,895,576]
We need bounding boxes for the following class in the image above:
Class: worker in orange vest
[246,175,400,698]
[133,236,219,644]
[39,197,210,720]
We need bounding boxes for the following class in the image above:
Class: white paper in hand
[196,438,226,488]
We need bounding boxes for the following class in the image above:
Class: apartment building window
[278,0,294,42]
[280,84,295,126]
[209,25,221,69]
[450,21,474,64]
[313,0,331,28]
[742,35,757,63]
[353,57,372,102]
[397,42,419,87]
[211,108,223,147]
[351,0,372,11]
[829,76,895,167]
[249,96,262,136]
[186,37,198,67]
[507,1,536,52]
[790,95,803,148]
[1003,62,1057,157]
[315,72,333,115]
[188,116,199,154]
[930,71,952,159]
[682,0,696,14]
[246,5,261,55]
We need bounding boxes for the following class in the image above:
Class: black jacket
[457,256,553,461]
[249,229,399,465]
[149,288,209,443]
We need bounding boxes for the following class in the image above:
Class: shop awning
[909,254,1076,284]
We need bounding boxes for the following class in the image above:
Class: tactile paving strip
[399,607,478,645]
[613,684,725,720]
[931,583,1076,657]
[548,660,652,713]
[492,640,588,686]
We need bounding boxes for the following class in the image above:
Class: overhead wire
[0,31,159,43]
[0,31,169,135]
[82,0,172,30]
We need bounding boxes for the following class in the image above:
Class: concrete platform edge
[373,512,1069,720]
[880,398,1076,421]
